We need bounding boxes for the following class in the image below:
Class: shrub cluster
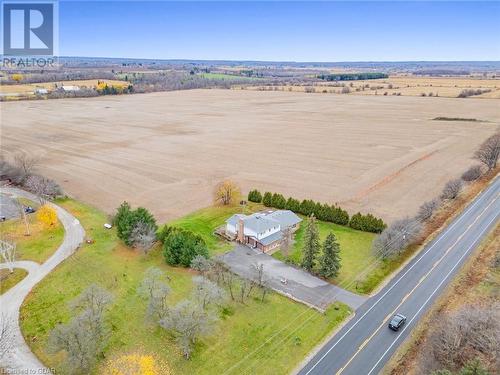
[159,225,209,267]
[461,165,482,182]
[248,189,386,233]
[247,189,263,203]
[113,202,157,247]
[457,88,491,98]
[349,212,386,233]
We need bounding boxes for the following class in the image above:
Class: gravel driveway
[220,245,367,312]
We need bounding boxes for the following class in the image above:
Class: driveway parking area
[219,245,367,311]
[0,193,20,220]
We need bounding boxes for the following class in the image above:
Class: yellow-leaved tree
[36,205,58,227]
[11,73,24,82]
[213,179,241,206]
[103,353,170,375]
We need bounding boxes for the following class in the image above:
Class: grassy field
[246,75,500,99]
[200,72,259,81]
[0,268,28,294]
[21,199,351,375]
[169,201,263,255]
[272,219,380,293]
[169,204,385,294]
[0,214,64,263]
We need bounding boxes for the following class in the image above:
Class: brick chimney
[237,218,245,243]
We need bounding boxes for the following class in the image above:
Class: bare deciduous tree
[0,159,24,184]
[14,198,31,236]
[417,198,441,222]
[190,255,214,276]
[422,304,500,373]
[213,180,240,206]
[441,178,463,200]
[461,165,483,182]
[474,132,500,171]
[238,279,254,304]
[13,152,40,179]
[48,312,102,374]
[191,276,226,310]
[24,175,62,204]
[280,227,292,257]
[0,240,16,273]
[130,220,157,253]
[69,284,114,317]
[49,285,113,374]
[251,263,270,302]
[159,300,217,359]
[372,217,422,259]
[137,267,170,322]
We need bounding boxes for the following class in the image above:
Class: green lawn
[273,218,379,293]
[169,202,263,255]
[0,206,64,263]
[200,72,260,81]
[169,204,394,294]
[0,268,28,294]
[21,199,351,375]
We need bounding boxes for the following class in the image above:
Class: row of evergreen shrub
[247,189,386,233]
[348,212,386,233]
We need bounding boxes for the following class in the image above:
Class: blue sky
[59,1,500,61]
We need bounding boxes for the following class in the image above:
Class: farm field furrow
[1,89,498,222]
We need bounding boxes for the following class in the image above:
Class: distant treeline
[414,69,470,76]
[247,189,386,233]
[1,70,118,85]
[317,72,388,81]
[128,71,270,93]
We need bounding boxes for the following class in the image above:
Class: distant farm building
[61,85,80,92]
[225,210,302,252]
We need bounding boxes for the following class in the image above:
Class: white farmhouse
[225,210,302,252]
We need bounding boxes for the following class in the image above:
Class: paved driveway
[0,188,85,374]
[220,245,367,312]
[0,193,20,220]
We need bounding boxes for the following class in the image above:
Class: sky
[59,1,500,62]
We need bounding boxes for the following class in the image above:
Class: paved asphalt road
[0,188,85,374]
[299,176,500,375]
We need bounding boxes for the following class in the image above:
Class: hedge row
[247,189,386,233]
[348,212,386,234]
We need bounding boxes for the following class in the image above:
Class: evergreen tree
[271,193,286,209]
[285,197,300,212]
[113,202,157,246]
[318,232,341,278]
[262,192,273,207]
[247,189,262,203]
[301,215,320,272]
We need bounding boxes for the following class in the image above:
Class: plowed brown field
[2,90,498,222]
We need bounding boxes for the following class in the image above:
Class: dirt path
[0,188,85,374]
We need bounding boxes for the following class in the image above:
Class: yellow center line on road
[335,193,499,375]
